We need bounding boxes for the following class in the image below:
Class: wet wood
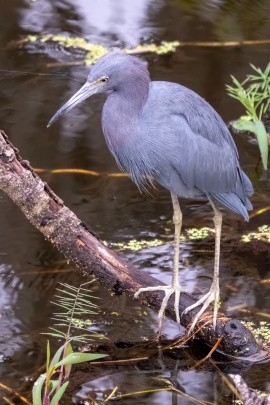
[0,129,267,360]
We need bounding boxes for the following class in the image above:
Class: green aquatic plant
[110,238,164,251]
[226,63,270,170]
[185,227,214,240]
[107,227,215,252]
[25,34,179,65]
[241,225,270,243]
[242,321,270,347]
[106,227,216,252]
[43,281,103,341]
[32,281,106,405]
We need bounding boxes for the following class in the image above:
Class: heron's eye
[100,77,109,83]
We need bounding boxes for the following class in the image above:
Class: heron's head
[47,51,149,127]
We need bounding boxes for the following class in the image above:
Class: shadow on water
[0,0,270,403]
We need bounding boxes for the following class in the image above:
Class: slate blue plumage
[48,51,253,333]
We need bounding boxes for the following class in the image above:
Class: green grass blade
[53,352,107,367]
[50,342,67,367]
[49,380,59,396]
[50,381,69,405]
[42,332,67,338]
[263,98,270,113]
[32,373,46,405]
[64,342,73,378]
[254,120,269,170]
[46,341,50,371]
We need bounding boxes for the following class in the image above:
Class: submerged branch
[0,130,267,360]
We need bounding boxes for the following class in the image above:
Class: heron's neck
[102,79,149,151]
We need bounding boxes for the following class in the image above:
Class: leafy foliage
[33,281,107,405]
[226,63,270,170]
[44,281,102,342]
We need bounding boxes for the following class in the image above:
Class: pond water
[0,0,270,404]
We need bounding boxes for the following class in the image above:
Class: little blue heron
[48,51,253,333]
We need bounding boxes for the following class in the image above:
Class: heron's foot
[134,284,187,327]
[183,282,220,335]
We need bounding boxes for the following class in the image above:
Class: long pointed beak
[47,81,99,127]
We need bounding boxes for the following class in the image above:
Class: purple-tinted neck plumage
[96,52,150,155]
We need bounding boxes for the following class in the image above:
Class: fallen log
[0,129,267,360]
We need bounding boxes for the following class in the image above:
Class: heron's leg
[183,196,222,333]
[170,191,183,322]
[134,192,186,328]
[209,197,222,327]
[171,191,182,286]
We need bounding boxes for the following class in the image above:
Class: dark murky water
[0,0,270,403]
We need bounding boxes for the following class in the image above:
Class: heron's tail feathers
[209,169,253,221]
[210,192,252,221]
[241,171,254,197]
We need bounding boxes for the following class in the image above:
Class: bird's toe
[183,287,220,334]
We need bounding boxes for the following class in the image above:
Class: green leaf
[50,342,67,368]
[53,352,107,367]
[227,64,270,123]
[50,381,69,405]
[250,63,262,75]
[46,341,50,371]
[48,328,66,336]
[254,120,269,170]
[232,118,269,170]
[64,342,73,378]
[230,75,242,87]
[32,373,46,405]
[56,290,78,298]
[231,117,255,132]
[42,332,66,338]
[263,97,270,114]
[49,380,59,395]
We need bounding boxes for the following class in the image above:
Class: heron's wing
[166,113,241,194]
[147,110,253,219]
[144,109,242,197]
[149,81,239,156]
[141,82,252,202]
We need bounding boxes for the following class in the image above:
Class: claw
[183,284,220,334]
[135,284,187,328]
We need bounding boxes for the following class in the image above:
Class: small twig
[171,387,214,405]
[85,392,100,405]
[2,397,16,405]
[214,368,241,400]
[184,318,213,340]
[91,356,148,365]
[34,167,128,177]
[193,337,223,369]
[104,386,119,403]
[108,387,171,400]
[0,383,32,405]
[177,39,270,47]
[240,308,270,319]
[103,381,215,405]
[249,206,270,219]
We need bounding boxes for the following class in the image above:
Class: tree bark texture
[0,130,267,361]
